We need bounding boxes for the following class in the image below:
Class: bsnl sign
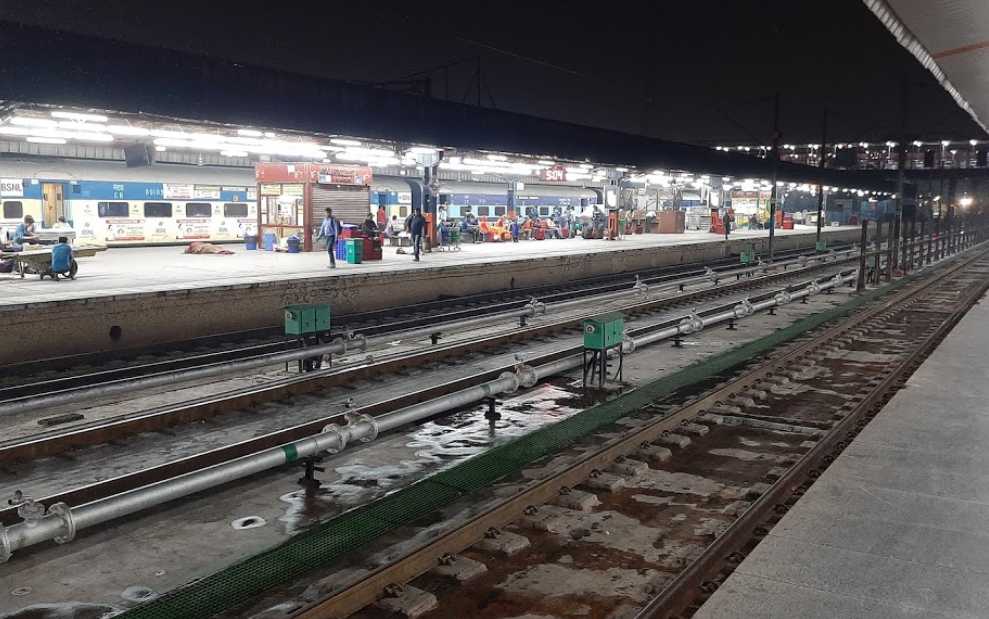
[0,178,23,197]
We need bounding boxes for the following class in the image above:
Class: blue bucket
[286,235,301,254]
[245,234,258,250]
[262,232,278,251]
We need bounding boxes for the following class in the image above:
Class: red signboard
[255,162,372,186]
[540,165,567,182]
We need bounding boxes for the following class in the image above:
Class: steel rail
[0,244,848,400]
[289,243,988,619]
[0,250,857,419]
[0,267,858,560]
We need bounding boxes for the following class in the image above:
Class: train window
[494,206,506,216]
[461,205,472,214]
[98,201,130,217]
[223,203,249,218]
[525,206,537,218]
[144,202,173,218]
[477,206,490,216]
[539,206,550,216]
[185,202,213,218]
[2,201,23,219]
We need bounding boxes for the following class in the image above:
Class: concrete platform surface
[695,292,989,619]
[0,226,841,306]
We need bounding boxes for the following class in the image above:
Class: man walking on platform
[316,207,341,268]
[409,209,426,262]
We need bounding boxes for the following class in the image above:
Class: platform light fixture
[107,125,151,137]
[913,140,923,147]
[50,111,108,123]
[221,150,249,158]
[941,140,951,147]
[26,136,67,144]
[970,139,979,146]
[237,129,263,137]
[10,116,58,128]
[330,138,361,147]
[155,145,167,152]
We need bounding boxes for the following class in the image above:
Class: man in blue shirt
[13,215,39,245]
[315,208,341,268]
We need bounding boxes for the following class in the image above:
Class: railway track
[216,239,989,619]
[0,245,839,401]
[0,227,981,618]
[0,253,861,535]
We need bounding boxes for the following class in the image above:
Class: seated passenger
[14,215,39,245]
[53,216,71,230]
[51,236,73,273]
[360,213,379,237]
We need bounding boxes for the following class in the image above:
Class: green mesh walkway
[122,276,913,618]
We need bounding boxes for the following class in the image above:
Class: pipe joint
[678,313,704,334]
[622,335,637,354]
[705,267,718,284]
[0,525,10,563]
[345,412,379,444]
[515,364,538,389]
[48,503,76,545]
[733,298,754,318]
[524,298,547,318]
[806,281,821,296]
[633,276,649,297]
[319,423,349,454]
[498,371,522,394]
[774,291,793,306]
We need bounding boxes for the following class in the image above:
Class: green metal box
[740,243,756,264]
[583,312,625,350]
[815,239,827,252]
[346,238,363,264]
[284,303,331,335]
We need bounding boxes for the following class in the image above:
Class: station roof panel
[866,0,989,134]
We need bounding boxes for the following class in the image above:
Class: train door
[42,183,64,227]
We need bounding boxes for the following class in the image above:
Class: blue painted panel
[66,181,164,200]
[220,190,248,202]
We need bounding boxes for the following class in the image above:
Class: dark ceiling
[0,0,983,146]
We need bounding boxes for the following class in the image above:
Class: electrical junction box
[284,303,331,335]
[583,313,625,350]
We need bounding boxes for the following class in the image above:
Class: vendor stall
[256,163,372,252]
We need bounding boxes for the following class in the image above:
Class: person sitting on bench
[14,215,39,245]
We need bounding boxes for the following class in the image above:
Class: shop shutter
[312,184,370,225]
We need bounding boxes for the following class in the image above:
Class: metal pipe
[0,335,369,417]
[0,268,859,560]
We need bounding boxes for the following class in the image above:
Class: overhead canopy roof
[0,21,895,192]
[865,0,989,135]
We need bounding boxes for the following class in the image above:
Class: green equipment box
[284,303,331,336]
[740,243,756,264]
[583,312,625,350]
[815,239,827,252]
[346,238,363,264]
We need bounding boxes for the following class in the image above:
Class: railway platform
[0,226,857,363]
[696,288,989,619]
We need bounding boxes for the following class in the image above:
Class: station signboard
[0,178,23,197]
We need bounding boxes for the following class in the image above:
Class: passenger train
[0,158,601,246]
